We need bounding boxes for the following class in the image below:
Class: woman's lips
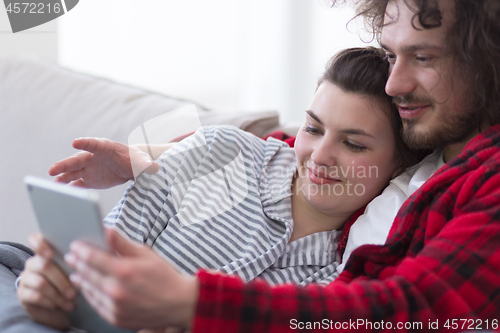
[308,168,341,185]
[398,105,429,119]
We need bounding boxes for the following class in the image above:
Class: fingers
[66,235,142,278]
[49,137,109,177]
[73,137,120,157]
[67,254,106,289]
[25,235,78,309]
[64,235,195,330]
[144,162,160,175]
[69,178,86,187]
[72,137,93,150]
[70,272,114,313]
[18,270,75,311]
[54,168,87,186]
[105,228,143,256]
[28,234,53,259]
[48,151,93,177]
[23,255,77,303]
[65,247,118,324]
[66,241,115,277]
[72,137,106,153]
[18,255,77,328]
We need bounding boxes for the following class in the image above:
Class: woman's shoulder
[200,125,263,145]
[202,125,290,156]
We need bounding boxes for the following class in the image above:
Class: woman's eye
[344,141,366,152]
[303,126,322,135]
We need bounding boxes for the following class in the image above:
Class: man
[17,0,500,331]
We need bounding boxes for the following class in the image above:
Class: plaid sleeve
[193,203,500,332]
[191,126,500,333]
[193,269,431,332]
[263,131,296,147]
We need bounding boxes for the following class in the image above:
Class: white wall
[58,1,374,123]
[0,5,58,59]
[0,1,375,123]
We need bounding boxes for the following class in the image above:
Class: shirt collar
[260,149,297,206]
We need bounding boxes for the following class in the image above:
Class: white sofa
[0,55,298,245]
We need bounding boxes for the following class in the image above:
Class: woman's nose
[310,140,337,167]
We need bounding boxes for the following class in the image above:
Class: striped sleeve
[103,126,270,244]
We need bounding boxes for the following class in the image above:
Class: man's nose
[385,61,417,97]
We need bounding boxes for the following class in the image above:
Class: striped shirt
[104,126,341,285]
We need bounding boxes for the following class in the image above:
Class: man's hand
[17,234,78,330]
[65,228,199,331]
[49,138,160,189]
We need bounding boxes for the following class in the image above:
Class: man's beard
[394,93,482,150]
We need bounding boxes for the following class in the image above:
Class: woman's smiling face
[293,81,401,217]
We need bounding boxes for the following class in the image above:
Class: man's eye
[303,126,322,135]
[415,55,433,64]
[385,53,396,64]
[344,141,367,152]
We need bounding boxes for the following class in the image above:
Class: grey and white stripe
[104,125,340,285]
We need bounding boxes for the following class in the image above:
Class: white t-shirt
[337,150,446,273]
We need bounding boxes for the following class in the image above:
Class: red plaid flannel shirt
[192,125,500,332]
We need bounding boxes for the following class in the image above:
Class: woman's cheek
[293,133,309,164]
[347,158,386,196]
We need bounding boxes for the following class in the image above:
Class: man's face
[380,0,479,151]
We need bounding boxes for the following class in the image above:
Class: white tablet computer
[25,176,135,333]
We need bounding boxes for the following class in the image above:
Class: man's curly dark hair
[331,0,500,127]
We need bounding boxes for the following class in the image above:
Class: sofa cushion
[0,55,279,244]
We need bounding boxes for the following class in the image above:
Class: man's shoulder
[455,125,500,175]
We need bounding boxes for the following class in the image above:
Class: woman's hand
[49,138,160,189]
[65,228,199,331]
[16,234,78,330]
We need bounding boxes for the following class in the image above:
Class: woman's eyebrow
[306,110,375,138]
[305,110,322,124]
[341,129,375,138]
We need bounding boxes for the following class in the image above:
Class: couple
[18,0,500,331]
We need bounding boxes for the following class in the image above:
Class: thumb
[144,161,160,175]
[105,227,143,257]
[28,233,54,259]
